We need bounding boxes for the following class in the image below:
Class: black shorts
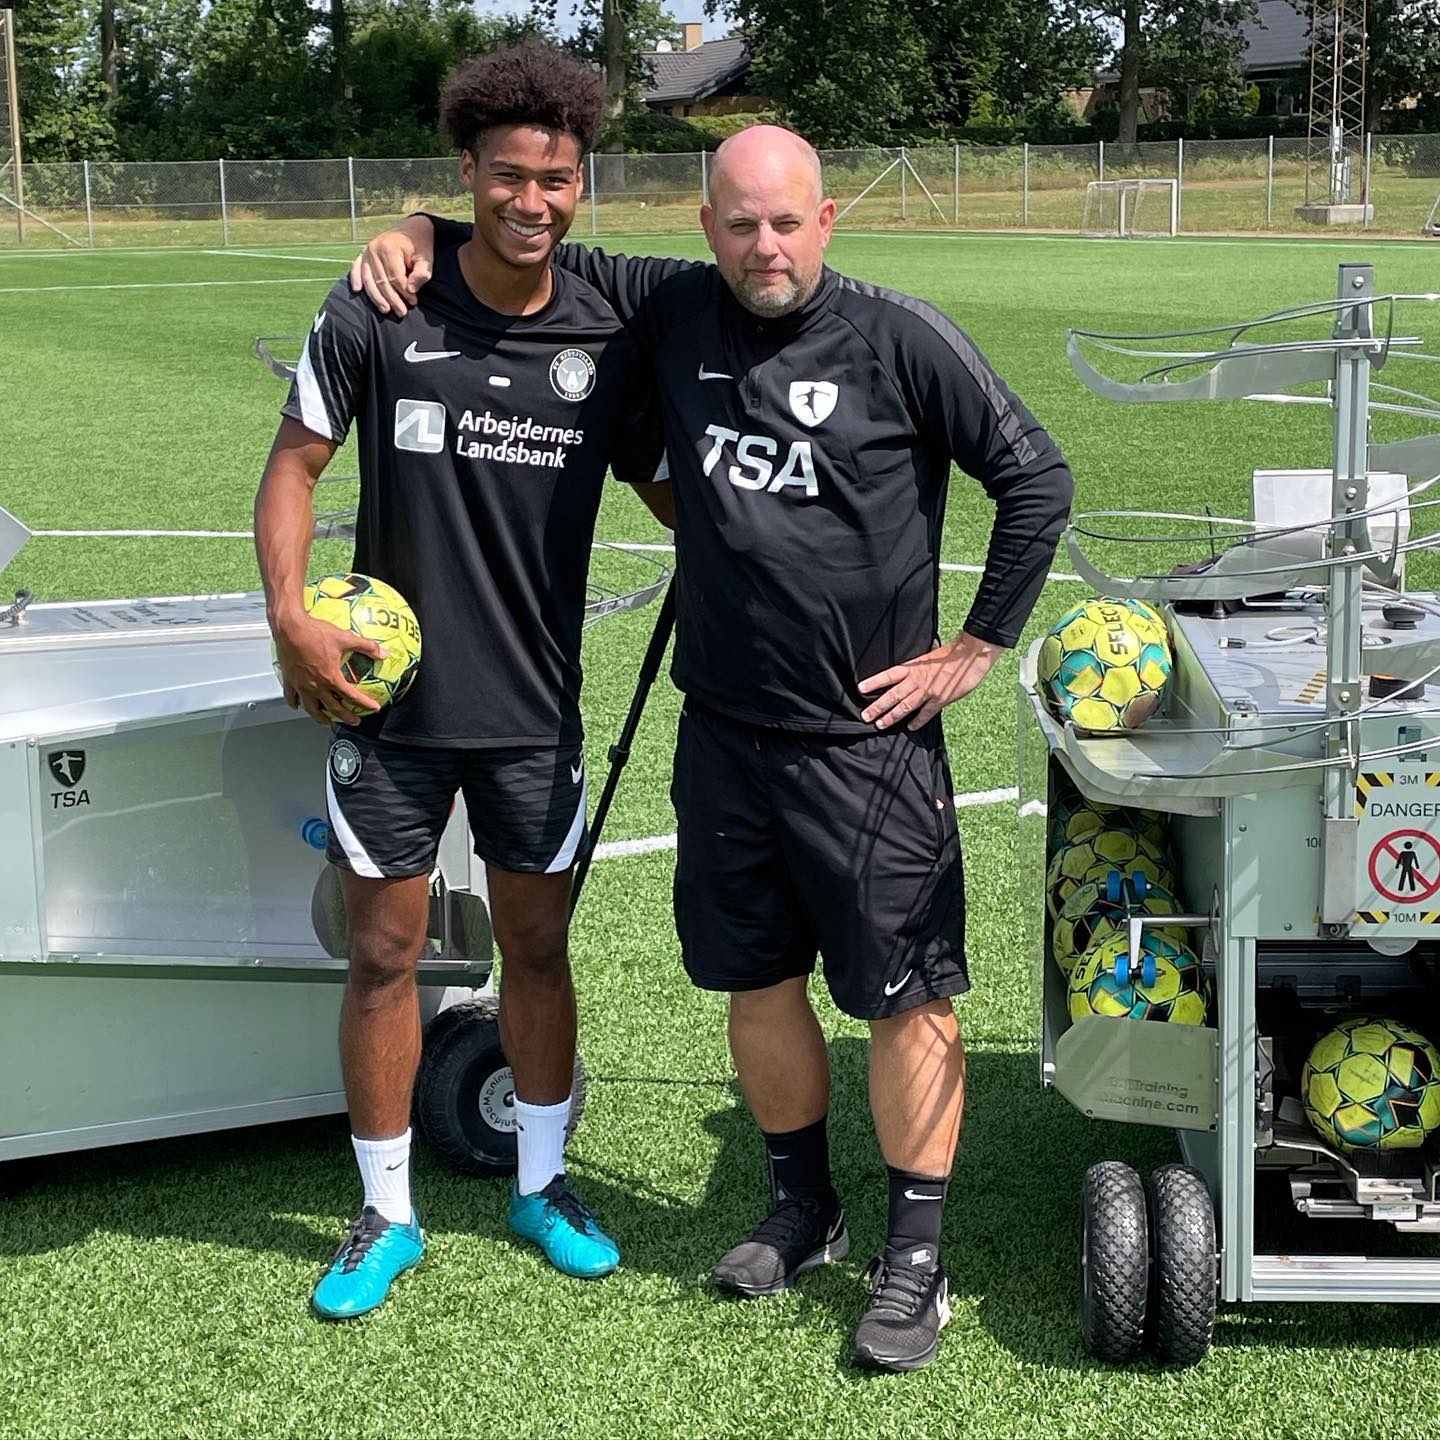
[324,730,587,878]
[671,704,968,1020]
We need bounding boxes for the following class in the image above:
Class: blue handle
[302,817,331,850]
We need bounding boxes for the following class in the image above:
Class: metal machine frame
[1022,263,1440,1359]
[0,477,668,1170]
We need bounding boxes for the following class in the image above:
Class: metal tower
[1305,0,1368,206]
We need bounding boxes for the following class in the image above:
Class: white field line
[33,528,255,538]
[607,541,1083,584]
[0,243,354,261]
[0,276,332,295]
[843,227,1440,253]
[34,530,1086,585]
[593,784,1020,862]
[204,249,348,265]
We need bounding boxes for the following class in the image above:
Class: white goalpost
[1081,178,1179,238]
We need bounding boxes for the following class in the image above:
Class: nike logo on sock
[903,1188,942,1201]
[385,1161,405,1171]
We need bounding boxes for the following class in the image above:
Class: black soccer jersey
[282,249,662,748]
[430,222,1073,734]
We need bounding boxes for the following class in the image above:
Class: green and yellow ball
[1045,827,1176,920]
[303,572,422,709]
[1047,790,1170,856]
[1302,1015,1440,1152]
[1068,931,1211,1025]
[1038,596,1172,734]
[1052,876,1186,977]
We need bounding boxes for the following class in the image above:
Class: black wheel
[1080,1160,1149,1363]
[1147,1164,1217,1366]
[415,998,587,1177]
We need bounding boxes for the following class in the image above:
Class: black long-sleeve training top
[431,220,1075,735]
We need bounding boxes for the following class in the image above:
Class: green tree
[346,0,531,156]
[112,0,203,158]
[720,0,932,146]
[921,0,1104,133]
[12,1,115,159]
[1081,1,1257,144]
[1360,0,1440,131]
[182,0,330,157]
[530,0,676,147]
[714,0,1102,145]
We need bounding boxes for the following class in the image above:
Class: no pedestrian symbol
[1369,829,1440,904]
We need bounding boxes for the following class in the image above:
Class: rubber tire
[1080,1160,1150,1363]
[1147,1164,1217,1366]
[415,998,587,1177]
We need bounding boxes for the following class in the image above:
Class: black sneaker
[711,1194,849,1298]
[851,1255,951,1372]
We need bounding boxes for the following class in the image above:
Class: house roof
[1096,0,1311,84]
[641,36,750,105]
[1241,0,1310,72]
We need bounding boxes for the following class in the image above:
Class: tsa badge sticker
[788,380,838,428]
[329,737,363,786]
[550,348,597,402]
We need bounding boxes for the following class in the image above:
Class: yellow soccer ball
[1068,931,1211,1025]
[302,572,422,709]
[1302,1015,1440,1152]
[1045,827,1176,919]
[1038,596,1172,733]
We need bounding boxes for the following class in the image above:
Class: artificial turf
[5,230,1440,1437]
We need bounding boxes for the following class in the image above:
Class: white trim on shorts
[327,770,385,878]
[544,775,589,873]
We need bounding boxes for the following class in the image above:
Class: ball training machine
[1019,264,1440,1363]
[0,375,669,1178]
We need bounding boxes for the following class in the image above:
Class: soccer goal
[1424,191,1440,237]
[1081,179,1178,238]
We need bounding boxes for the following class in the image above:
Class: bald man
[353,126,1073,1372]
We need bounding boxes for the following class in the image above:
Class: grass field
[7,231,1440,1438]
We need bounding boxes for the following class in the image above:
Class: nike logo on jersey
[570,763,584,785]
[312,311,327,334]
[405,341,462,363]
[883,969,913,997]
[698,365,733,381]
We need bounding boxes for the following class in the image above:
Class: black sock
[884,1166,948,1269]
[762,1118,836,1209]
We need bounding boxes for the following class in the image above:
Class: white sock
[352,1129,413,1225]
[515,1096,571,1196]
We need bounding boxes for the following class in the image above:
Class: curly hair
[441,41,605,158]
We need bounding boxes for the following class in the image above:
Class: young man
[353,126,1072,1370]
[255,41,668,1320]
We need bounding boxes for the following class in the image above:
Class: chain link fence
[5,134,1440,249]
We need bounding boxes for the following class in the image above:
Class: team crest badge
[48,750,86,787]
[788,380,838,428]
[550,349,597,402]
[329,738,363,786]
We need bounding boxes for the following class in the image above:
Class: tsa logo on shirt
[788,381,838,428]
[394,398,447,454]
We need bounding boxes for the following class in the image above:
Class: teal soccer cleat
[311,1206,424,1320]
[508,1178,620,1279]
